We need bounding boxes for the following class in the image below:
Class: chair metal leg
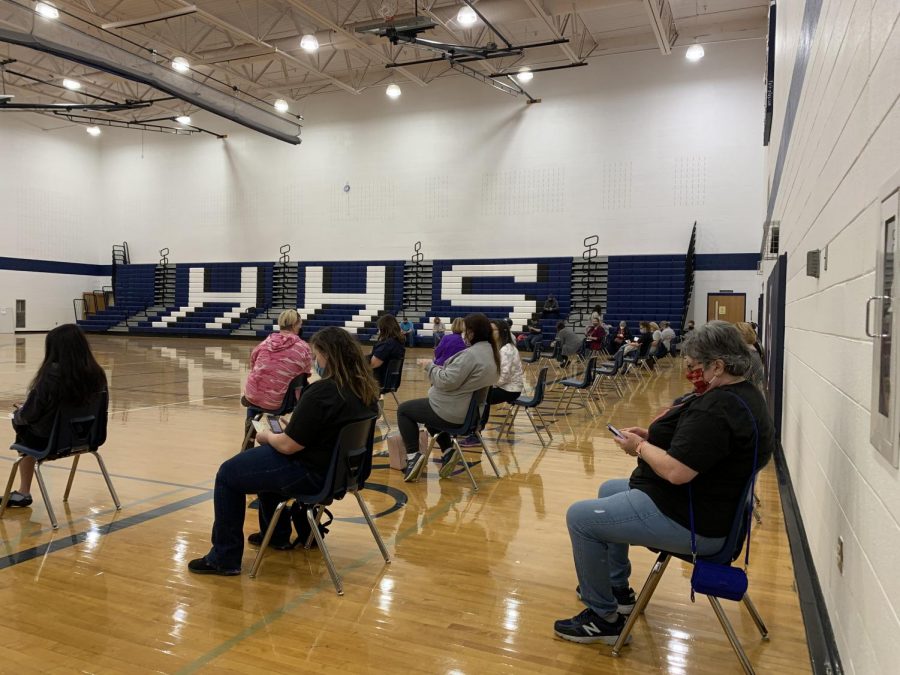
[502,405,520,439]
[63,454,80,502]
[389,391,400,407]
[249,499,291,578]
[612,552,671,656]
[447,438,478,491]
[410,434,436,482]
[308,505,344,595]
[525,409,551,447]
[0,456,23,520]
[475,431,501,478]
[241,419,257,452]
[33,464,58,530]
[378,399,391,433]
[92,452,122,510]
[708,595,755,674]
[742,593,769,640]
[353,489,391,563]
[533,407,553,441]
[499,406,514,438]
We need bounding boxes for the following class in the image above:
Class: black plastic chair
[522,346,542,367]
[241,373,309,451]
[248,416,391,594]
[1,391,119,530]
[406,390,501,491]
[553,357,600,418]
[377,358,404,432]
[500,367,553,447]
[611,471,769,673]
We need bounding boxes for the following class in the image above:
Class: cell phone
[632,337,640,342]
[607,423,625,439]
[267,416,283,434]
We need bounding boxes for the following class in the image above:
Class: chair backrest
[43,390,109,461]
[380,358,404,394]
[701,469,762,565]
[525,347,541,364]
[579,357,598,386]
[530,367,549,405]
[456,389,489,435]
[293,416,377,506]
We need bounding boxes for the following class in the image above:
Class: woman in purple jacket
[434,317,467,366]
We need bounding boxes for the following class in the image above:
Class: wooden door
[707,294,746,322]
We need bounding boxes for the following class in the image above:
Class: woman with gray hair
[553,320,775,645]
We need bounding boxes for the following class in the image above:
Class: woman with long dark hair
[369,314,406,388]
[189,327,379,576]
[397,312,500,481]
[5,324,107,508]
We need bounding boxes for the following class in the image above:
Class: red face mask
[685,367,709,394]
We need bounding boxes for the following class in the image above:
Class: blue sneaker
[403,452,425,482]
[553,609,630,645]
[439,447,458,478]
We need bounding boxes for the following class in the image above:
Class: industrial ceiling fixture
[62,77,81,90]
[85,125,100,136]
[385,83,402,99]
[175,114,192,125]
[299,33,319,53]
[171,56,190,73]
[34,2,58,20]
[362,0,585,103]
[273,98,289,113]
[515,68,533,83]
[685,43,705,61]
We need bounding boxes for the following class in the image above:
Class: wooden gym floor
[0,334,811,674]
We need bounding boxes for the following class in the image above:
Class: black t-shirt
[283,378,378,474]
[628,381,774,537]
[636,331,652,357]
[370,338,405,387]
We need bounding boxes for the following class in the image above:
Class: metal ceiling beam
[101,6,198,30]
[277,0,428,87]
[520,0,581,63]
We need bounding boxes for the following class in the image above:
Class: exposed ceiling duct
[0,0,302,144]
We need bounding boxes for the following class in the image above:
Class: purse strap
[688,389,760,571]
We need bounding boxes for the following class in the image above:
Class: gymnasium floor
[0,334,810,674]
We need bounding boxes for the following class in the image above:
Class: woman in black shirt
[369,314,406,388]
[189,327,380,576]
[5,325,106,508]
[553,321,775,645]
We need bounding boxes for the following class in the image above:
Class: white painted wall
[0,271,109,331]
[691,270,762,325]
[97,40,766,264]
[768,1,900,672]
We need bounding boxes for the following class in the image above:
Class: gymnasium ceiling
[0,0,768,136]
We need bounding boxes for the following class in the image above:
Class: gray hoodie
[424,341,499,423]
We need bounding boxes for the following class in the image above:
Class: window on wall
[15,300,25,329]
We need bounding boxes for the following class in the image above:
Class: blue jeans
[567,479,725,616]
[204,445,323,571]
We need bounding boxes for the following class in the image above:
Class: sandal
[2,491,32,508]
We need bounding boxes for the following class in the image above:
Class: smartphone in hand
[607,423,625,439]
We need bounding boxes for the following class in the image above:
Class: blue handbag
[688,392,758,603]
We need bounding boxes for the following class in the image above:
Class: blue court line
[174,495,460,675]
[0,490,213,570]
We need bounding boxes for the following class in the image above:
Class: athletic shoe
[1,490,32,508]
[457,435,482,448]
[247,532,295,550]
[438,448,458,478]
[403,452,425,482]
[553,608,630,645]
[188,557,241,576]
[575,585,637,615]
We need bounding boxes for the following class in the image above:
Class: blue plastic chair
[553,357,600,418]
[248,416,391,594]
[500,367,553,446]
[241,373,308,450]
[611,471,769,672]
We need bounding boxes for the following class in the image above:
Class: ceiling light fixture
[62,78,82,91]
[385,83,401,99]
[175,115,192,125]
[515,68,533,83]
[171,56,190,73]
[86,126,101,136]
[685,43,705,62]
[34,2,59,19]
[456,6,478,27]
[274,99,289,113]
[300,34,319,53]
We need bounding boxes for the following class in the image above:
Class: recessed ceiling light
[300,34,319,53]
[62,78,82,91]
[386,83,401,99]
[171,56,190,73]
[274,98,289,113]
[516,68,533,83]
[685,44,705,61]
[175,115,192,125]
[35,2,59,19]
[457,6,477,27]
[86,126,101,136]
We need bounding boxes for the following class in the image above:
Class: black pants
[397,397,457,455]
[481,387,522,428]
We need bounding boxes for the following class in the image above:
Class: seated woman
[397,313,499,481]
[584,317,606,352]
[369,314,406,389]
[553,321,583,366]
[433,317,467,366]
[431,317,446,344]
[5,324,107,508]
[553,321,775,644]
[460,320,524,446]
[608,321,630,353]
[243,309,312,414]
[188,327,379,576]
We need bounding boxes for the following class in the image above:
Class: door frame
[706,292,747,322]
